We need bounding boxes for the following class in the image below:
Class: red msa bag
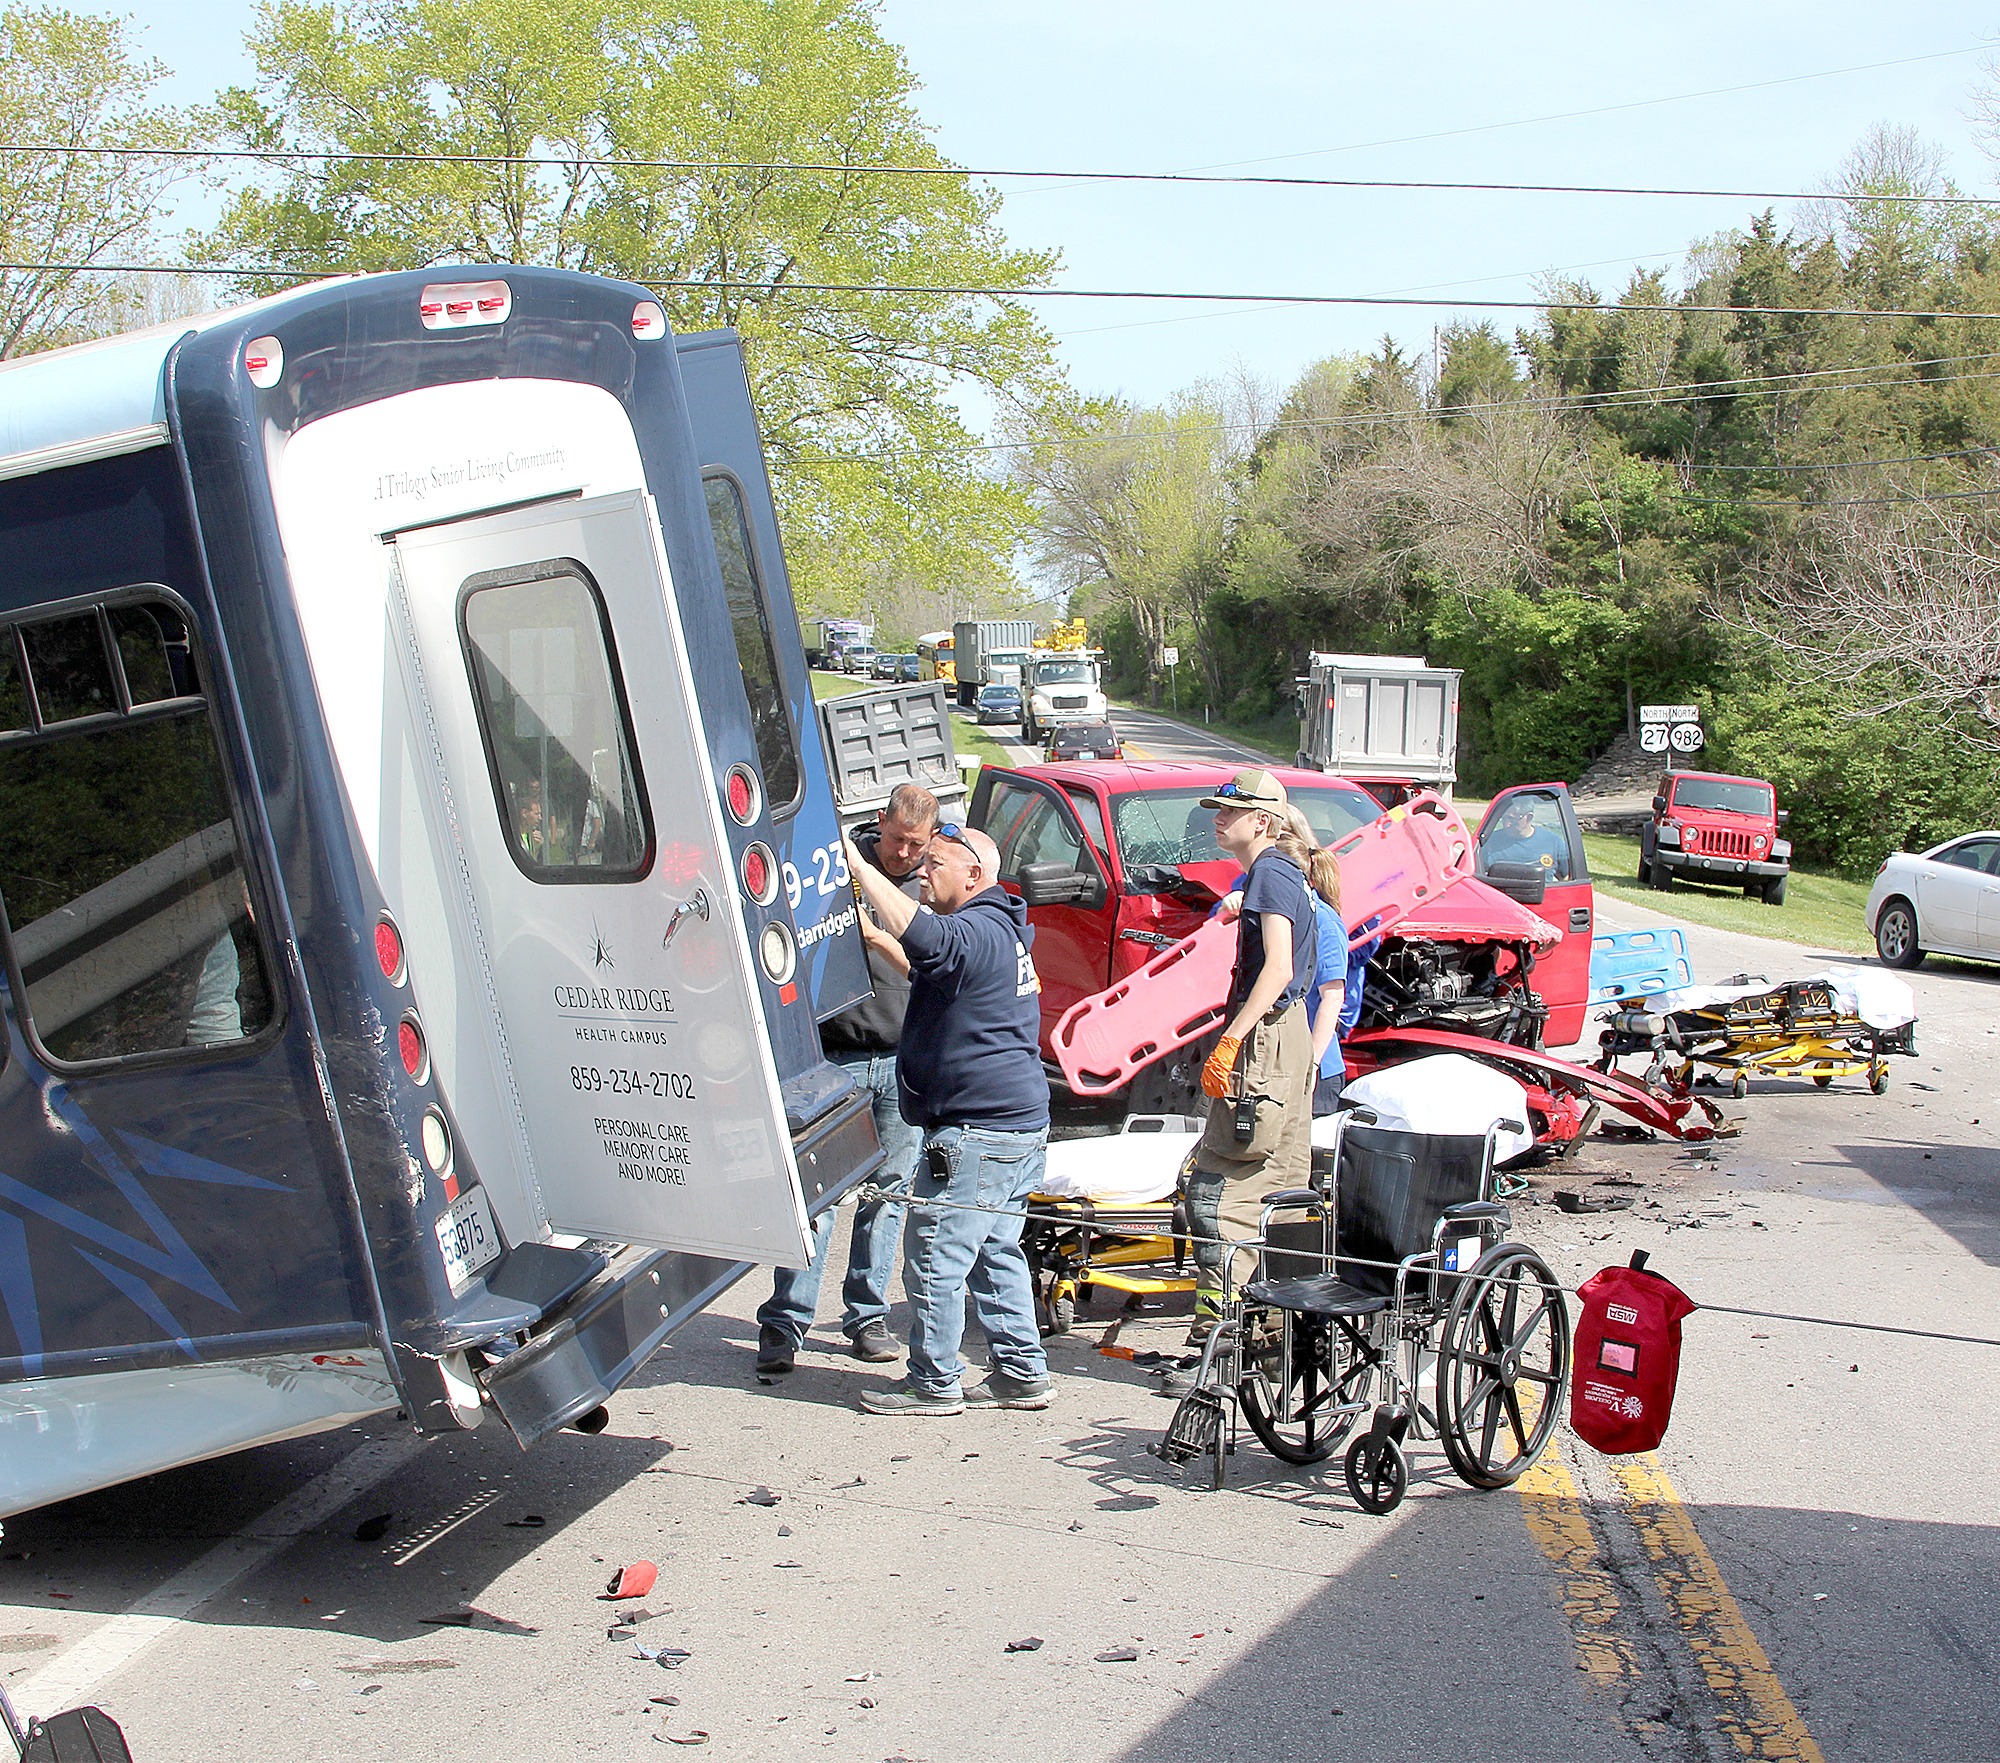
[1570,1251,1697,1455]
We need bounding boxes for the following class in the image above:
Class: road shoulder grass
[1580,828,1874,956]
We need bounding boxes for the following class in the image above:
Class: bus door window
[703,471,802,818]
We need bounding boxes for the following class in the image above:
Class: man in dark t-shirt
[843,821,1053,1417]
[754,784,938,1376]
[1185,770,1318,1341]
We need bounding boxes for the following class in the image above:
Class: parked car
[1045,720,1123,761]
[966,761,1596,1111]
[1636,769,1791,904]
[976,682,1023,724]
[1866,831,2000,969]
[870,650,902,679]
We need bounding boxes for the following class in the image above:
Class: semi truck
[951,618,1037,707]
[1294,653,1461,804]
[798,615,874,671]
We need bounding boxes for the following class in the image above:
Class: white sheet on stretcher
[1037,1115,1200,1203]
[1804,967,1917,1031]
[1318,1055,1537,1164]
[1652,967,1916,1031]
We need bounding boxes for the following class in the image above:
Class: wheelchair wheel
[1238,1310,1368,1465]
[1435,1245,1570,1490]
[1344,1433,1407,1514]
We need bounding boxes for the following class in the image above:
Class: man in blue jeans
[842,822,1052,1416]
[754,784,938,1375]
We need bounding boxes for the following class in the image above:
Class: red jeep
[966,761,1596,1111]
[1637,769,1791,905]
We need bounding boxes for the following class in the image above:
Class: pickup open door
[1475,782,1593,1048]
[969,768,1115,1049]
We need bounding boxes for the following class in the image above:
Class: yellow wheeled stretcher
[1024,1115,1202,1334]
[1595,970,1917,1100]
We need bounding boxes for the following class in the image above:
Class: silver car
[1865,832,2000,968]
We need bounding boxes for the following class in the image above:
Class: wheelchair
[1159,1107,1571,1512]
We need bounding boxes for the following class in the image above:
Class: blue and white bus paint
[0,268,882,1517]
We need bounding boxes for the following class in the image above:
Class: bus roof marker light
[632,300,667,340]
[419,279,511,330]
[244,336,284,389]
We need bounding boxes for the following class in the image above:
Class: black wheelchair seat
[1244,1273,1389,1317]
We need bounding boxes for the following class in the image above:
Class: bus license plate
[435,1187,501,1292]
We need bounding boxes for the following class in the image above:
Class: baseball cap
[1199,769,1289,812]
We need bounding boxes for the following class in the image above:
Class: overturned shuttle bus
[0,268,883,1517]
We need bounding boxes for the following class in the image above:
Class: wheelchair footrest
[1159,1387,1226,1464]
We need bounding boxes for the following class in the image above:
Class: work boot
[850,1320,900,1363]
[859,1381,964,1416]
[964,1371,1055,1410]
[755,1325,796,1376]
[1184,1291,1224,1349]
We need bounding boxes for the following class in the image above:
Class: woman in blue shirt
[1220,807,1369,1114]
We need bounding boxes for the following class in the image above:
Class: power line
[1695,445,1999,472]
[789,355,2000,466]
[1180,45,1993,175]
[1682,483,2000,508]
[1,141,1996,208]
[7,260,1999,323]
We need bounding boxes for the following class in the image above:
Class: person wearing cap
[840,820,1053,1416]
[1184,769,1318,1342]
[754,783,939,1377]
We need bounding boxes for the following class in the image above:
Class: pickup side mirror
[1480,860,1547,906]
[1017,860,1104,909]
[1651,795,1667,813]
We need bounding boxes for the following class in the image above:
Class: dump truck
[1294,653,1461,804]
[951,618,1038,707]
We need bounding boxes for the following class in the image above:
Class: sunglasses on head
[928,824,978,857]
[1213,784,1274,805]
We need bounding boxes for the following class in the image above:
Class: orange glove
[1201,1035,1243,1099]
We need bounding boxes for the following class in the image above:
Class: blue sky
[125,2,2000,407]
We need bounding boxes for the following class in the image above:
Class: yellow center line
[1612,1454,1827,1763]
[1517,1450,1644,1692]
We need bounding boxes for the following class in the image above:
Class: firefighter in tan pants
[1181,770,1319,1345]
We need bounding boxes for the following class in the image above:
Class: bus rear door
[389,490,811,1265]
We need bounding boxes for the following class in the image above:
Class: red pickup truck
[966,761,1596,1110]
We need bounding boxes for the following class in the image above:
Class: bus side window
[0,595,275,1066]
[702,472,802,819]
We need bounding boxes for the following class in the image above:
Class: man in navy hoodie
[842,822,1052,1415]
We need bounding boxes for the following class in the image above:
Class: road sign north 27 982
[1638,703,1704,755]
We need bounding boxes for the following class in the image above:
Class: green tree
[0,7,205,357]
[206,0,1062,605]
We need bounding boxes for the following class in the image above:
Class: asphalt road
[4,720,1996,1763]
